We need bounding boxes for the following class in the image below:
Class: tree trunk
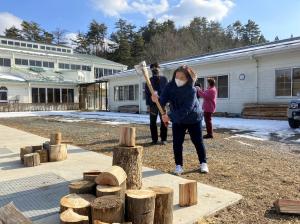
[179,180,197,207]
[113,146,143,190]
[83,170,101,182]
[147,186,173,224]
[24,153,40,167]
[35,149,49,163]
[125,190,156,224]
[50,132,62,145]
[20,146,33,163]
[91,195,124,223]
[119,127,136,147]
[95,166,127,186]
[69,180,96,195]
[96,185,124,200]
[60,208,89,224]
[60,193,95,220]
[49,144,67,162]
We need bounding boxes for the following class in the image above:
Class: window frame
[0,86,8,103]
[275,67,300,97]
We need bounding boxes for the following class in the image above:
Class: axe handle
[141,67,166,116]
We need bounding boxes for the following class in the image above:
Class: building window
[51,47,56,51]
[15,58,21,65]
[95,67,104,78]
[62,89,68,103]
[1,40,7,44]
[8,41,13,45]
[33,44,38,48]
[47,88,54,103]
[46,46,51,50]
[14,42,20,46]
[43,61,49,67]
[196,78,205,88]
[276,68,300,96]
[54,89,61,103]
[30,60,36,66]
[32,88,39,103]
[40,45,45,50]
[114,85,139,101]
[68,89,74,103]
[62,49,66,52]
[67,49,71,53]
[0,58,11,67]
[21,43,26,47]
[39,88,46,103]
[36,61,42,67]
[27,44,32,48]
[22,59,28,66]
[208,75,229,98]
[49,62,54,68]
[59,63,64,69]
[0,86,8,102]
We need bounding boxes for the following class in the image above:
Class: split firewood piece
[49,144,67,162]
[148,186,174,224]
[60,193,96,220]
[50,132,62,145]
[91,195,124,223]
[24,153,40,167]
[179,180,198,207]
[20,146,33,163]
[273,199,300,215]
[69,180,96,195]
[119,127,136,147]
[96,185,124,200]
[35,149,49,163]
[113,146,143,190]
[60,208,89,224]
[125,190,156,224]
[0,202,32,224]
[31,145,43,152]
[83,170,101,182]
[95,166,127,186]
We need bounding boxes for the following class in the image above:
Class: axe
[134,61,168,126]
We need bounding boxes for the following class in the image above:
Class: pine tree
[73,32,90,54]
[114,37,132,66]
[87,20,107,56]
[21,21,44,41]
[4,26,23,39]
[42,31,54,44]
[131,34,145,64]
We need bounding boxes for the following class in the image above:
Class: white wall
[0,82,29,103]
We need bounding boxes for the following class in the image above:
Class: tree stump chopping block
[50,132,62,145]
[20,146,33,163]
[60,208,89,224]
[69,180,96,195]
[96,185,124,200]
[91,195,124,223]
[60,193,96,220]
[179,180,197,207]
[113,146,143,190]
[24,153,40,167]
[95,166,127,187]
[147,186,173,224]
[119,127,136,147]
[83,170,101,182]
[49,144,67,162]
[35,149,49,163]
[125,190,156,224]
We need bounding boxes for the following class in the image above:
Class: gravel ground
[0,116,299,224]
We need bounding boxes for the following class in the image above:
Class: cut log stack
[113,127,143,190]
[20,146,33,163]
[273,199,300,215]
[69,180,96,195]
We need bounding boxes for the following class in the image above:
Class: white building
[101,37,300,116]
[0,36,127,111]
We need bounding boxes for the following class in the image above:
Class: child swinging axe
[134,61,169,127]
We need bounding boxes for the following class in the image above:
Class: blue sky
[0,0,300,42]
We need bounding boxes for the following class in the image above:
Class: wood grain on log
[83,170,101,182]
[60,208,89,224]
[20,146,33,163]
[95,166,127,186]
[119,127,136,147]
[69,180,96,195]
[24,153,40,167]
[49,144,67,162]
[179,180,197,207]
[50,132,62,145]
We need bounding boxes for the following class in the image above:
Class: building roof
[102,36,300,80]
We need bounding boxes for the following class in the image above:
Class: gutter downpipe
[254,56,259,104]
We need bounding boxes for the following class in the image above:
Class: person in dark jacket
[145,62,168,145]
[151,65,208,174]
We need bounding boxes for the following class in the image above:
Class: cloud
[90,0,131,16]
[131,0,169,18]
[160,0,235,26]
[0,12,23,34]
[65,32,78,47]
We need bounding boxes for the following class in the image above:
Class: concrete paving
[0,124,242,224]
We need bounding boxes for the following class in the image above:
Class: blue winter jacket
[159,77,202,124]
[145,75,168,107]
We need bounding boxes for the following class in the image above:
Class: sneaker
[174,165,183,175]
[200,163,209,173]
[203,134,213,139]
[151,141,158,145]
[161,141,167,145]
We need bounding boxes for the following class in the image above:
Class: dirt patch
[0,117,299,224]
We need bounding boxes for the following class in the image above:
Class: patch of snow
[0,73,25,81]
[235,140,254,147]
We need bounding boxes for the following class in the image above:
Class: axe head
[134,61,147,75]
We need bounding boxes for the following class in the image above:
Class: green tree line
[4,18,268,68]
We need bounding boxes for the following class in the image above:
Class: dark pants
[204,112,213,136]
[149,105,167,142]
[172,121,207,166]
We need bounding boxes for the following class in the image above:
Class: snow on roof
[0,72,26,82]
[102,37,300,80]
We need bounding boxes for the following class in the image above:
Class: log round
[147,186,174,224]
[91,195,124,223]
[68,180,96,195]
[96,185,124,199]
[20,146,33,163]
[35,149,49,163]
[49,144,67,162]
[119,127,136,147]
[95,166,127,186]
[60,208,89,224]
[125,190,156,224]
[24,153,40,167]
[179,180,197,207]
[50,132,62,145]
[83,170,101,182]
[113,146,143,190]
[60,193,96,219]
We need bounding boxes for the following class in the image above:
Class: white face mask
[175,78,187,87]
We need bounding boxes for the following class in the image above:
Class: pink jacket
[196,87,217,113]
